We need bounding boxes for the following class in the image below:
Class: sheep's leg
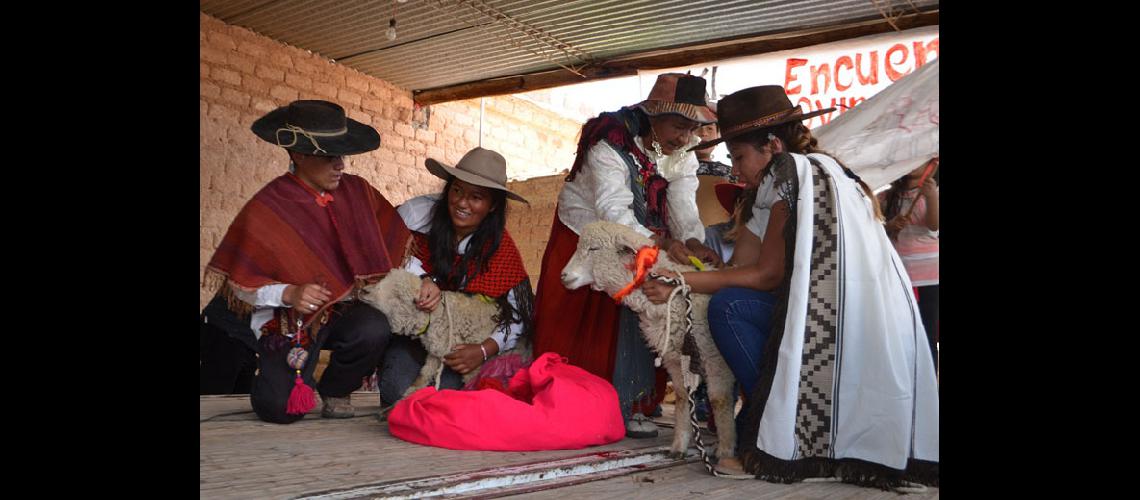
[660,354,691,459]
[704,353,739,460]
[689,317,739,460]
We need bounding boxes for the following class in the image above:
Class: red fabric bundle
[387,352,625,451]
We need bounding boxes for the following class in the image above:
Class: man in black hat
[201,100,412,424]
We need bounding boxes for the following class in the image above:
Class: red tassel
[285,371,317,415]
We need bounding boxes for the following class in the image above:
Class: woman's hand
[920,174,939,231]
[283,283,332,314]
[685,238,724,268]
[443,342,496,374]
[416,276,442,312]
[919,176,938,198]
[641,269,679,304]
[885,216,908,234]
[654,235,696,265]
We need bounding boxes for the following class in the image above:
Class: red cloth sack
[387,352,625,451]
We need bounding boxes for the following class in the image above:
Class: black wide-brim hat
[251,100,380,156]
[689,85,834,151]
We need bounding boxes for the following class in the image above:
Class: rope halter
[275,123,348,155]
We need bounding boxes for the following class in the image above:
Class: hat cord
[276,124,348,155]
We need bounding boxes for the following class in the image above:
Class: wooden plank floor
[201,392,676,499]
[519,464,940,499]
[200,393,938,499]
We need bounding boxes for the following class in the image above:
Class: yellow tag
[688,256,707,271]
[476,294,495,304]
[416,317,429,335]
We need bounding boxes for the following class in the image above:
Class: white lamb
[561,221,738,462]
[359,269,501,398]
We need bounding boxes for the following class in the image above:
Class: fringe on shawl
[745,451,939,489]
[202,268,253,318]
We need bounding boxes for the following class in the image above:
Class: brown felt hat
[690,85,834,151]
[633,73,716,125]
[425,147,528,204]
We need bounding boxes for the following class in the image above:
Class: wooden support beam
[414,9,938,106]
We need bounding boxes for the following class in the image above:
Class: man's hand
[283,283,332,314]
[417,277,442,312]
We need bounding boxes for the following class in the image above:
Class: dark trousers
[200,323,257,394]
[917,285,939,369]
[377,336,462,407]
[200,295,258,395]
[251,302,393,424]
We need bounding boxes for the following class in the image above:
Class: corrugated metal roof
[201,0,938,93]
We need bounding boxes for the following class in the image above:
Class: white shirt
[234,284,287,339]
[397,194,524,352]
[746,173,786,240]
[557,134,705,243]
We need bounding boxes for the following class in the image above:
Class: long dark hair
[427,176,508,290]
[727,121,883,235]
[880,176,911,223]
[426,176,534,340]
[565,107,650,182]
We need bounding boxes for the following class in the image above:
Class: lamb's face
[561,233,604,292]
[562,221,653,296]
[359,269,429,335]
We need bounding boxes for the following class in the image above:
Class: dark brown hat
[689,85,834,151]
[251,100,380,156]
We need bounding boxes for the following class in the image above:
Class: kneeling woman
[643,86,938,487]
[380,147,534,406]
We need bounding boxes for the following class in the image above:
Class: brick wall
[503,173,568,289]
[200,13,583,309]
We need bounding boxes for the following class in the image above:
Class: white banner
[640,26,939,130]
[813,58,938,190]
[638,26,939,186]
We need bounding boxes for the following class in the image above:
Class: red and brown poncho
[204,173,412,330]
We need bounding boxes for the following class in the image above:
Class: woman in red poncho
[378,147,534,407]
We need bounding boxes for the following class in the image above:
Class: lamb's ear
[615,229,653,256]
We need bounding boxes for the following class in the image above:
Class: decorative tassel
[613,246,659,303]
[286,370,316,415]
[284,318,315,415]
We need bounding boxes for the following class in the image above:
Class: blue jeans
[707,287,777,397]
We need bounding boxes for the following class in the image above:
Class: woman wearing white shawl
[643,86,938,489]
